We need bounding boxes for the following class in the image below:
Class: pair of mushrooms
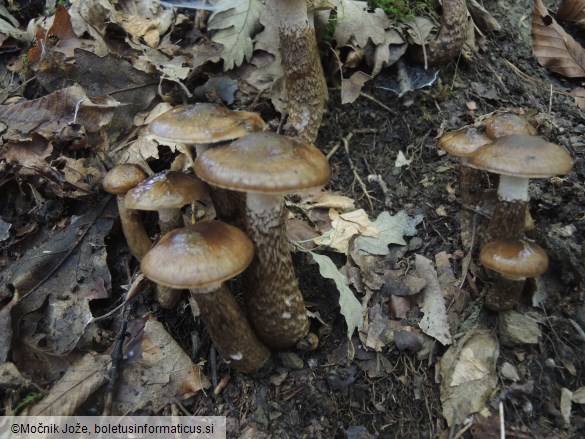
[439,113,574,310]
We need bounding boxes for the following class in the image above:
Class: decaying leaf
[209,0,264,70]
[415,255,453,346]
[310,252,364,340]
[114,318,210,413]
[440,330,499,426]
[341,71,372,104]
[332,0,391,48]
[315,208,378,253]
[353,210,423,256]
[29,353,110,415]
[571,86,585,108]
[0,84,120,141]
[532,0,585,77]
[557,0,585,30]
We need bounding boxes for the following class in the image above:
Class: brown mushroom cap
[146,103,266,144]
[485,113,537,139]
[468,135,573,177]
[141,221,254,289]
[437,127,492,157]
[124,171,208,210]
[480,239,549,280]
[194,132,330,193]
[103,164,147,194]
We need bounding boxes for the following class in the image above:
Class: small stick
[103,320,129,415]
[209,345,218,390]
[499,401,505,439]
[342,133,374,210]
[359,92,396,114]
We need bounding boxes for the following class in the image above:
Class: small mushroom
[194,132,330,349]
[468,135,573,242]
[141,221,270,373]
[480,239,548,310]
[125,170,208,235]
[485,113,537,139]
[102,164,150,260]
[147,103,266,224]
[125,171,208,308]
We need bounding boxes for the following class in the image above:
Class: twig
[342,133,374,210]
[569,319,585,342]
[499,401,505,439]
[367,174,392,208]
[209,345,218,390]
[359,92,396,114]
[504,60,572,96]
[102,320,129,415]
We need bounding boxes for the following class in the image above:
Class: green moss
[368,0,436,23]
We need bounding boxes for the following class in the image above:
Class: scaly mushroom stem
[485,175,529,243]
[116,195,151,261]
[157,208,184,235]
[274,0,328,143]
[243,193,309,349]
[191,283,270,373]
[484,276,526,311]
[409,0,468,67]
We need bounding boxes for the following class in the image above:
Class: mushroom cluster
[438,112,574,311]
[103,102,331,371]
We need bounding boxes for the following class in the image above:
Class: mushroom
[147,103,266,224]
[467,135,573,242]
[271,0,328,143]
[437,127,492,247]
[125,170,208,235]
[194,132,330,349]
[485,113,537,140]
[141,221,270,373]
[125,170,209,308]
[146,103,266,157]
[480,239,548,310]
[102,164,150,260]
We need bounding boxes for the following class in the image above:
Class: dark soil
[1,0,584,438]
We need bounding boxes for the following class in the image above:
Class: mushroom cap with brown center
[468,135,573,177]
[124,171,208,210]
[480,239,549,280]
[146,103,266,144]
[437,127,492,157]
[141,221,255,289]
[194,132,330,193]
[485,113,537,139]
[103,164,147,194]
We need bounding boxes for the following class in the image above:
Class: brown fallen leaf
[29,353,110,415]
[532,0,585,77]
[0,84,120,141]
[557,0,585,30]
[571,86,585,108]
[341,71,372,104]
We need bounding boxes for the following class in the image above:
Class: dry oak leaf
[208,0,264,70]
[532,0,585,77]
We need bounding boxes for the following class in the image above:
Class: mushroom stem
[409,0,468,67]
[116,195,151,261]
[485,175,530,243]
[158,208,183,235]
[243,193,309,349]
[484,276,526,311]
[273,0,328,143]
[191,283,270,373]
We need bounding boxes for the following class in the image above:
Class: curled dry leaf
[532,0,585,78]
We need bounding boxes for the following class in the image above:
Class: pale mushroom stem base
[485,276,526,311]
[158,208,183,235]
[191,283,270,373]
[243,193,310,350]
